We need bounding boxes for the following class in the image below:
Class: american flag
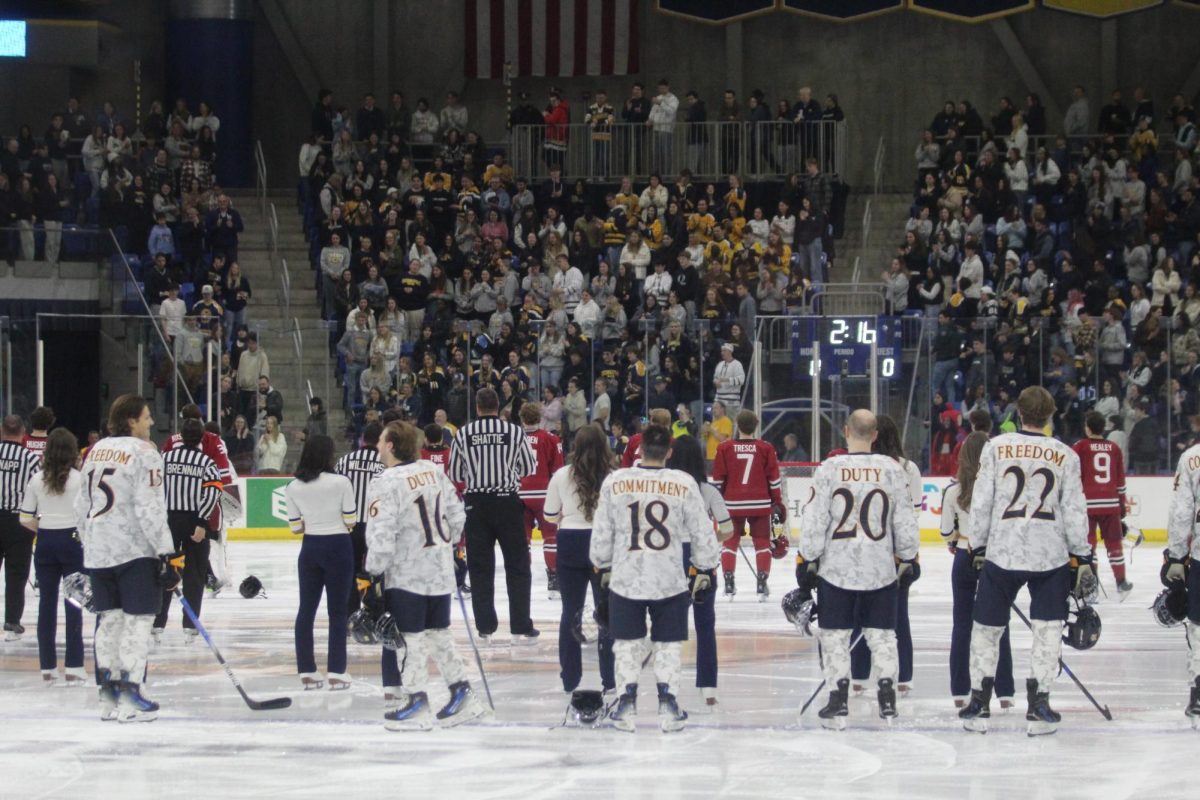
[465,0,640,79]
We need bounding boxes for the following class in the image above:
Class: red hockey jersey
[421,446,452,475]
[23,433,47,462]
[519,428,563,503]
[621,432,644,468]
[163,430,234,485]
[1071,436,1126,517]
[712,437,783,517]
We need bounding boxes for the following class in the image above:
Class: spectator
[648,79,679,172]
[236,333,270,420]
[224,414,255,474]
[255,375,284,428]
[254,415,286,474]
[204,194,243,260]
[1128,399,1161,474]
[1064,85,1090,137]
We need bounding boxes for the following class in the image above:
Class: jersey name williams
[993,443,1066,466]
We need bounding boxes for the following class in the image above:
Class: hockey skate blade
[1026,720,1057,737]
[659,716,686,733]
[384,717,434,732]
[1190,715,1199,731]
[610,716,636,733]
[962,717,988,734]
[819,716,847,731]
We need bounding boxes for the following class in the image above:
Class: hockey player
[1165,434,1200,725]
[518,403,564,596]
[335,422,384,615]
[75,395,177,722]
[421,424,468,594]
[365,421,488,730]
[1072,411,1131,598]
[960,386,1091,735]
[23,406,54,462]
[712,409,784,600]
[620,408,673,468]
[590,425,721,732]
[798,409,920,728]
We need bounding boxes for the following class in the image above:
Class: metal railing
[254,139,267,217]
[511,119,846,182]
[279,256,292,321]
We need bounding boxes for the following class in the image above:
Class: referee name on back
[469,432,509,446]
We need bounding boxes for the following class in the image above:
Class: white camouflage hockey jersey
[75,436,173,569]
[1167,444,1200,561]
[968,431,1090,571]
[590,466,721,600]
[364,460,466,596]
[799,453,919,591]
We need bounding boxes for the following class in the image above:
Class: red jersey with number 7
[1070,436,1126,517]
[711,437,783,517]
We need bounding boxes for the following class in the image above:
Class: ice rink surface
[0,541,1194,800]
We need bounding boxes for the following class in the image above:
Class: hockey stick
[1010,603,1112,721]
[799,630,866,716]
[175,591,292,711]
[737,544,758,576]
[455,587,495,711]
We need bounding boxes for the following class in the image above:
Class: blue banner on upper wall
[655,0,776,24]
[779,0,904,19]
[907,0,1035,21]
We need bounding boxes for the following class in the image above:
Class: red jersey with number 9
[712,437,783,517]
[1070,437,1126,517]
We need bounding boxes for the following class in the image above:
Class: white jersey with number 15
[75,436,173,569]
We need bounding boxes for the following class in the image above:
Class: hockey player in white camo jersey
[365,421,488,730]
[960,386,1092,736]
[74,395,176,722]
[798,410,919,728]
[590,425,721,732]
[1164,440,1200,726]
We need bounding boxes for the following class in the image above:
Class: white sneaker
[64,667,88,687]
[327,673,352,690]
[300,672,325,690]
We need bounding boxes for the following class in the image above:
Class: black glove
[590,569,611,627]
[357,572,386,618]
[688,566,716,604]
[157,553,184,591]
[1162,549,1189,586]
[897,558,921,589]
[969,546,986,573]
[1069,553,1095,598]
[795,555,819,593]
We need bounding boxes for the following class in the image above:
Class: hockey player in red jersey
[712,409,784,600]
[420,424,453,477]
[518,403,564,596]
[1071,411,1131,598]
[621,408,674,467]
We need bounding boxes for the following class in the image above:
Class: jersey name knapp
[968,433,1089,571]
[75,437,173,569]
[519,429,563,502]
[1167,444,1200,562]
[1071,438,1126,516]
[590,466,720,601]
[799,454,919,591]
[365,460,466,596]
[711,438,782,517]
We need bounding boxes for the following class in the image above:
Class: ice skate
[723,571,736,599]
[1185,678,1200,728]
[97,669,119,721]
[547,569,560,600]
[1116,580,1133,602]
[818,679,849,730]
[1025,679,1060,737]
[383,688,402,711]
[756,571,770,602]
[657,683,687,732]
[327,673,352,690]
[183,628,199,642]
[117,674,160,723]
[384,691,434,731]
[608,684,638,732]
[4,622,24,642]
[959,677,993,733]
[877,678,898,721]
[512,627,541,646]
[64,667,88,687]
[437,681,488,727]
[151,627,163,645]
[700,687,720,711]
[299,672,325,690]
[42,669,59,686]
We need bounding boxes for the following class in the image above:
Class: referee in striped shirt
[154,419,223,638]
[0,415,41,639]
[335,421,383,615]
[451,387,538,641]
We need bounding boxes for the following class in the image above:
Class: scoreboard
[790,316,902,378]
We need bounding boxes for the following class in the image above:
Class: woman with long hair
[286,434,357,690]
[223,414,255,475]
[941,431,1015,708]
[666,434,733,709]
[19,428,86,684]
[254,416,287,474]
[544,424,615,696]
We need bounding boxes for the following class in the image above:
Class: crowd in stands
[299,83,842,460]
[903,86,1200,474]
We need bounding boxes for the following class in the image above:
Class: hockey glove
[897,557,921,589]
[795,555,820,595]
[157,553,185,591]
[688,566,716,603]
[590,570,611,627]
[1069,553,1095,599]
[969,546,987,573]
[596,567,612,591]
[771,503,788,524]
[1162,550,1189,586]
[358,573,386,618]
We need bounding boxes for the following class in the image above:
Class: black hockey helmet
[567,690,605,725]
[1063,603,1102,650]
[376,612,406,653]
[571,603,609,644]
[239,575,265,599]
[781,589,817,636]
[349,608,379,645]
[1151,586,1189,628]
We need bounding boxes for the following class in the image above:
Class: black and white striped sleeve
[0,442,40,512]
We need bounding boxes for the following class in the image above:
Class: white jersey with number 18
[968,431,1090,571]
[1167,444,1200,562]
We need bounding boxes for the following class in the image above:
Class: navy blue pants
[1190,566,1200,625]
[974,561,1070,627]
[683,542,717,689]
[295,534,353,675]
[949,549,1014,698]
[850,585,912,684]
[557,529,614,692]
[0,511,33,625]
[34,528,84,671]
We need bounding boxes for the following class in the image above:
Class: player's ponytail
[955,432,990,512]
[41,428,78,495]
[570,424,611,522]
